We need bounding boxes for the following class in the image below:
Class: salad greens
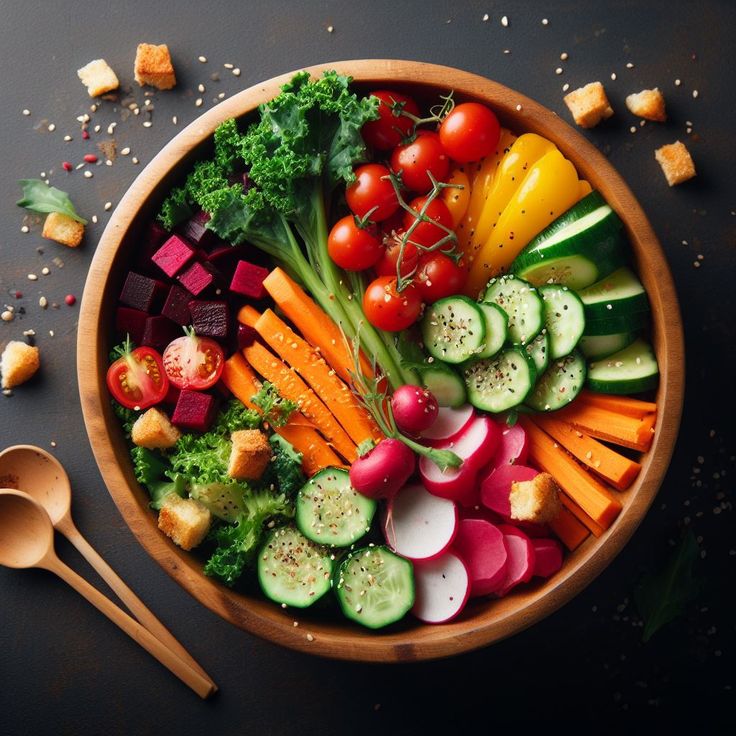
[250,381,298,428]
[17,179,88,224]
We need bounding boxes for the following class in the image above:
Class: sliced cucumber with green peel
[579,331,638,360]
[258,526,333,608]
[578,267,649,321]
[525,330,550,375]
[464,346,537,413]
[539,285,586,359]
[476,302,509,359]
[416,363,467,407]
[526,351,587,412]
[422,296,486,364]
[482,275,544,345]
[296,468,376,547]
[582,310,649,336]
[587,338,659,394]
[335,546,414,629]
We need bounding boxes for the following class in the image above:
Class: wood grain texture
[77,60,684,662]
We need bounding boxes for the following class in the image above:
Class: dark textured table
[1,1,733,732]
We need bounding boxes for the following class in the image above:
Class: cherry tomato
[106,345,169,410]
[416,252,467,303]
[362,276,422,332]
[380,208,406,237]
[390,130,450,193]
[403,196,454,249]
[345,164,399,222]
[439,103,501,163]
[375,230,420,278]
[162,332,225,390]
[328,215,383,271]
[362,90,420,150]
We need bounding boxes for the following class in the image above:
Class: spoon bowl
[0,489,54,569]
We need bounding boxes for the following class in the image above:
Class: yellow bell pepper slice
[465,149,580,297]
[441,169,471,227]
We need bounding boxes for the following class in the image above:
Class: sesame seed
[692,89,699,98]
[47,123,56,132]
[198,55,207,63]
[143,120,152,127]
[542,18,549,25]
[92,215,98,224]
[232,68,241,76]
[63,135,72,142]
[41,267,50,275]
[27,274,38,281]
[195,98,203,107]
[105,160,112,167]
[49,330,54,337]
[104,202,112,211]
[1,310,13,322]
[84,170,93,178]
[94,124,101,133]
[693,261,701,268]
[132,157,139,164]
[121,147,131,156]
[675,78,682,86]
[22,109,30,116]
[326,25,334,33]
[21,225,29,234]
[223,63,234,69]
[611,72,617,80]
[39,296,48,308]
[626,62,634,69]
[306,633,314,642]
[516,104,522,111]
[503,49,511,54]
[217,92,226,99]
[630,126,637,133]
[50,441,57,447]
[501,15,509,26]
[172,115,178,125]
[482,13,489,21]
[560,52,568,61]
[562,83,570,92]
[197,84,206,94]
[107,122,117,134]
[555,67,563,75]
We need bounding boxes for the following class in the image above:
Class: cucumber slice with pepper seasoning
[464,346,537,413]
[421,296,486,364]
[586,338,659,394]
[539,284,586,359]
[482,275,544,345]
[416,363,467,407]
[525,351,587,412]
[525,330,550,375]
[476,302,509,359]
[579,331,638,360]
[577,267,649,321]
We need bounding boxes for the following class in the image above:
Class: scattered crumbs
[50,440,57,447]
[104,202,112,211]
[49,330,54,337]
[326,25,334,34]
[555,67,563,75]
[542,18,549,25]
[626,62,635,69]
[195,98,203,107]
[143,120,153,128]
[501,15,509,27]
[132,157,140,164]
[198,55,208,63]
[52,257,64,268]
[675,78,682,86]
[630,126,637,133]
[3,389,12,396]
[306,633,315,642]
[27,273,38,281]
[232,68,241,77]
[562,83,570,92]
[611,72,617,80]
[41,267,50,275]
[482,13,489,22]
[21,225,29,234]
[39,296,48,308]
[105,160,113,167]
[693,261,701,268]
[92,215,98,224]
[1,310,14,322]
[692,89,699,98]
[121,147,131,156]
[22,108,31,116]
[22,329,35,337]
[172,115,178,125]
[560,52,569,61]
[84,170,93,178]
[640,119,646,127]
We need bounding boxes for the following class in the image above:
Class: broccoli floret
[266,434,305,497]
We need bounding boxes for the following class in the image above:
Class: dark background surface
[0,0,734,732]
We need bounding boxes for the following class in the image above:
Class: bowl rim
[77,59,684,662]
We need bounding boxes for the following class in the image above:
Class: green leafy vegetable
[17,179,87,224]
[213,398,262,433]
[130,446,186,509]
[251,381,298,427]
[158,187,193,231]
[169,430,233,486]
[112,400,138,438]
[266,434,305,497]
[190,481,248,522]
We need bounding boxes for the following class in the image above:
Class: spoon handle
[44,555,216,699]
[61,521,215,689]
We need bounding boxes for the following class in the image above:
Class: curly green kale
[130,446,186,510]
[112,400,138,438]
[213,398,262,434]
[250,381,298,427]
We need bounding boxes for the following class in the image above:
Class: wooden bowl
[78,60,684,662]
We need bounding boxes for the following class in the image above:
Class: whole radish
[391,385,439,435]
[349,438,416,500]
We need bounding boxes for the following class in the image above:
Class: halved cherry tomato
[162,332,225,390]
[106,345,169,410]
[375,230,420,278]
[439,103,501,163]
[328,215,383,271]
[390,130,450,193]
[362,90,420,150]
[403,196,454,249]
[363,276,422,332]
[416,252,467,303]
[346,164,399,222]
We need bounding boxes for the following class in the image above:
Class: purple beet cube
[206,244,249,279]
[152,234,196,278]
[188,300,229,339]
[177,261,217,297]
[161,285,192,326]
[119,271,168,313]
[115,307,149,344]
[177,210,216,249]
[172,390,218,432]
[230,260,269,299]
[140,315,181,350]
[237,322,257,350]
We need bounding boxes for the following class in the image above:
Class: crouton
[228,429,272,481]
[625,88,666,122]
[563,82,614,128]
[131,407,181,449]
[1,341,40,389]
[157,494,211,551]
[509,472,562,524]
[655,141,696,186]
[42,212,85,248]
[76,58,120,97]
[134,43,176,90]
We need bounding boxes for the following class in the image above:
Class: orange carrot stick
[577,390,657,419]
[549,505,590,551]
[236,304,261,329]
[559,494,606,537]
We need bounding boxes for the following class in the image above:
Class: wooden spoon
[0,445,215,692]
[0,488,215,698]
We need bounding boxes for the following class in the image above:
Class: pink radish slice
[495,524,536,596]
[411,550,471,624]
[480,464,539,518]
[494,423,529,467]
[420,404,474,443]
[516,521,550,539]
[532,538,563,578]
[384,484,458,561]
[452,518,508,597]
[419,458,478,506]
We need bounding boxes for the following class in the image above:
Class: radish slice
[532,538,563,578]
[452,518,508,597]
[421,404,474,443]
[495,524,536,596]
[384,484,458,561]
[480,464,539,518]
[411,550,471,624]
[494,423,529,467]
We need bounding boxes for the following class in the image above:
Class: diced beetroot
[146,221,169,249]
[495,525,536,596]
[230,260,269,299]
[178,261,218,296]
[206,244,250,279]
[163,383,181,406]
[531,538,564,578]
[115,307,149,344]
[480,464,539,519]
[237,323,257,350]
[134,222,170,272]
[171,390,218,432]
[140,315,181,350]
[152,234,196,278]
[119,271,168,313]
[452,518,508,597]
[161,285,192,326]
[189,300,229,339]
[177,210,216,249]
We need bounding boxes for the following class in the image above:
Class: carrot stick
[559,494,606,537]
[549,505,590,551]
[236,304,261,329]
[577,390,657,419]
[242,341,357,462]
[519,417,623,529]
[531,415,642,491]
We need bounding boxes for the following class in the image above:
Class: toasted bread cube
[131,407,181,449]
[509,472,562,524]
[625,88,666,122]
[77,58,120,97]
[1,341,40,389]
[655,141,696,186]
[42,212,85,248]
[228,429,272,481]
[134,43,177,90]
[157,495,211,551]
[563,82,614,128]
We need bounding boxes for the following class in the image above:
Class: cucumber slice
[296,468,376,547]
[464,346,537,413]
[579,331,638,360]
[525,351,587,412]
[335,546,414,629]
[476,302,509,359]
[582,310,649,336]
[587,338,659,394]
[482,275,544,345]
[525,330,550,374]
[422,296,486,364]
[578,267,649,321]
[257,526,333,608]
[539,285,586,359]
[417,364,467,408]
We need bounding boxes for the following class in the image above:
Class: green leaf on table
[634,530,701,642]
[17,179,87,224]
